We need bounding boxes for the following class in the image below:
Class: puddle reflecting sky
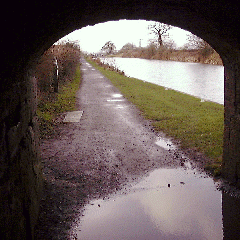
[112,94,123,98]
[107,99,124,102]
[155,137,176,151]
[76,167,224,240]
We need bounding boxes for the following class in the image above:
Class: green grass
[88,58,224,175]
[37,65,81,138]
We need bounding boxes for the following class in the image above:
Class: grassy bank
[37,65,81,138]
[88,58,224,175]
[113,44,223,65]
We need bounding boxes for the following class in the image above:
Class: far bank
[107,47,223,66]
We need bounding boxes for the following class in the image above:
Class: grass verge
[37,65,81,138]
[87,58,224,175]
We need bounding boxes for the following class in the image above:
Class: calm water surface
[101,58,224,104]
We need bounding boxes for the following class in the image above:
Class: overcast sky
[59,20,190,53]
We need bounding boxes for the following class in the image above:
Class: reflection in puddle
[116,105,124,109]
[155,137,176,150]
[76,167,224,240]
[107,99,124,102]
[104,104,126,109]
[112,93,123,98]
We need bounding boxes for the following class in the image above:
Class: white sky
[59,20,190,53]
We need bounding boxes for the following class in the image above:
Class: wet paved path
[77,58,176,178]
[36,58,240,240]
[76,59,225,240]
[36,58,185,239]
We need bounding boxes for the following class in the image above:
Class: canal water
[101,57,224,104]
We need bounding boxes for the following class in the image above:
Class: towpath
[35,58,184,239]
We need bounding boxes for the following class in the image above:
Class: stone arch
[1,0,240,238]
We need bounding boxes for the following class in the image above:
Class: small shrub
[35,41,81,138]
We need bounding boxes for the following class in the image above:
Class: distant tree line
[100,22,222,65]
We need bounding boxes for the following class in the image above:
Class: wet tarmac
[74,59,240,240]
[36,58,240,239]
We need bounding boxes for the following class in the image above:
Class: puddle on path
[115,105,124,109]
[155,137,176,151]
[107,99,124,102]
[75,164,226,240]
[112,94,123,98]
[104,103,126,109]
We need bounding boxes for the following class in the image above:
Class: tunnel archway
[2,1,240,238]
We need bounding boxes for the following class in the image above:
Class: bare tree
[148,22,173,47]
[101,41,116,55]
[164,39,177,50]
[119,43,136,52]
[184,33,210,50]
[145,42,158,59]
[184,33,214,60]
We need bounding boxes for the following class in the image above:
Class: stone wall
[0,72,42,239]
[223,60,240,186]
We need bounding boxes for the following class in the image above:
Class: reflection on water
[107,99,124,102]
[101,58,224,104]
[76,166,228,240]
[112,94,123,98]
[155,137,176,151]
